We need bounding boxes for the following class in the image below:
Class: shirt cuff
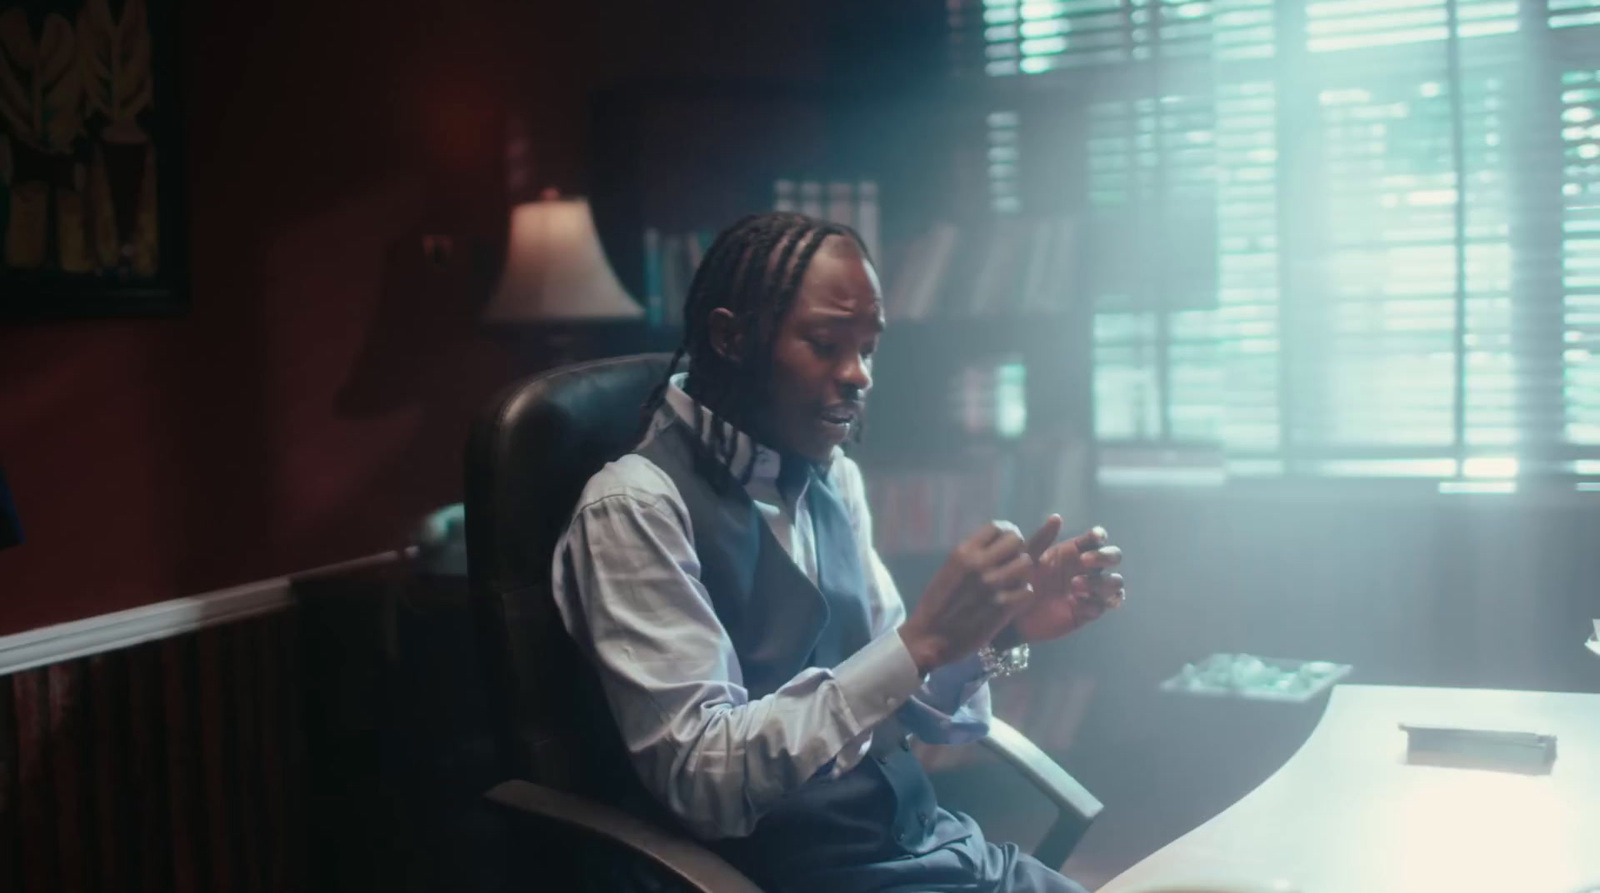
[924,652,986,713]
[832,629,924,731]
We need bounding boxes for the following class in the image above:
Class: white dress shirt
[552,374,992,840]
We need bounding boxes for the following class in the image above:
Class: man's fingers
[995,583,1037,611]
[1082,545,1123,571]
[965,520,1014,550]
[1026,515,1063,560]
[975,522,1028,566]
[1099,572,1126,604]
[1070,525,1108,553]
[984,552,1034,591]
[1070,572,1125,597]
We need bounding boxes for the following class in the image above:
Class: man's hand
[1002,517,1124,645]
[899,521,1039,674]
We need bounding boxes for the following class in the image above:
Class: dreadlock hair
[638,212,872,485]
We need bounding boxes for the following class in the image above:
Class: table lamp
[0,464,21,550]
[482,188,643,323]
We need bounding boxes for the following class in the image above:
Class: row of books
[884,216,1080,320]
[865,463,1017,557]
[642,229,713,329]
[643,189,1077,327]
[640,179,884,328]
[773,179,882,262]
[863,436,1091,558]
[950,357,1029,439]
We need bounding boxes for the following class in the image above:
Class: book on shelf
[659,232,686,328]
[856,181,881,262]
[885,221,959,321]
[771,178,882,262]
[866,459,1015,557]
[799,181,824,218]
[826,182,854,228]
[884,216,1079,321]
[951,356,1028,440]
[643,227,715,328]
[966,218,1026,318]
[1019,216,1078,315]
[643,228,665,327]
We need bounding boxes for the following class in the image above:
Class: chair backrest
[464,353,674,790]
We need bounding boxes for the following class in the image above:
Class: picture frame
[0,0,188,320]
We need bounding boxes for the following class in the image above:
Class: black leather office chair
[464,353,1102,892]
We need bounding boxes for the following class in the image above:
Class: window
[1565,69,1600,450]
[953,0,1600,491]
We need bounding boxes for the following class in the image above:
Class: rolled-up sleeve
[553,482,924,840]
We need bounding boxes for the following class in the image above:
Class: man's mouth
[818,405,861,428]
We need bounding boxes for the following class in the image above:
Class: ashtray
[1160,653,1352,703]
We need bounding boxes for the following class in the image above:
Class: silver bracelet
[977,642,1030,682]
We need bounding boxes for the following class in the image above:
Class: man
[553,213,1125,892]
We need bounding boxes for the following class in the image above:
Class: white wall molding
[0,549,409,677]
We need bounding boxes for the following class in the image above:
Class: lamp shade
[483,196,643,323]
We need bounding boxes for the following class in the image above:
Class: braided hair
[639,212,872,482]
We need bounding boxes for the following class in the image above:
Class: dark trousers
[774,807,1090,893]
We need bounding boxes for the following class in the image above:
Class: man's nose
[839,355,872,395]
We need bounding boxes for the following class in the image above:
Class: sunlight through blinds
[1087,85,1279,455]
[961,0,1600,486]
[1304,81,1466,455]
[978,0,1276,75]
[1549,0,1600,28]
[1564,70,1600,446]
[1305,0,1520,53]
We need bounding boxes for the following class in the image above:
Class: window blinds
[954,0,1600,489]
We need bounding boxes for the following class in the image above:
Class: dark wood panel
[0,674,19,893]
[126,642,173,893]
[0,611,296,893]
[47,662,88,893]
[228,623,264,893]
[89,653,124,893]
[196,628,235,893]
[161,637,203,893]
[13,669,55,893]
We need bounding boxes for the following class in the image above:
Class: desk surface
[1099,685,1600,893]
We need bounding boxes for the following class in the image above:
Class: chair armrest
[484,780,763,893]
[977,717,1103,869]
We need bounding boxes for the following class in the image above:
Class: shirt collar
[660,372,840,492]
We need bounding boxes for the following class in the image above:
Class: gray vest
[635,418,969,887]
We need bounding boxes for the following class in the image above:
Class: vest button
[900,734,913,750]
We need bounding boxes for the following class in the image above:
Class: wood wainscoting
[1,610,299,893]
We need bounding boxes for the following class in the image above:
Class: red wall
[0,1,829,636]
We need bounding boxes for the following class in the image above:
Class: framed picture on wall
[0,0,187,319]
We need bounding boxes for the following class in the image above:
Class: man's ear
[707,308,746,365]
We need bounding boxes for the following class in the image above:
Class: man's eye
[809,338,840,358]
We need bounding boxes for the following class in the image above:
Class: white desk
[1100,685,1600,893]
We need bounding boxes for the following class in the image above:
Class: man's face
[747,236,884,462]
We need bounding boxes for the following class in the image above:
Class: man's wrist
[897,625,943,676]
[991,623,1024,650]
[977,641,1030,683]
